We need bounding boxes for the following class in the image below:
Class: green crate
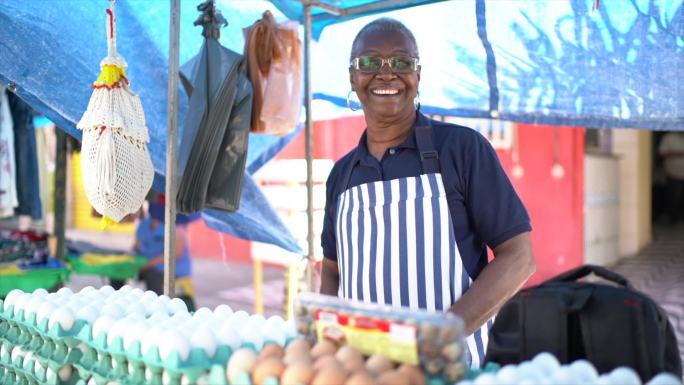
[67,254,146,281]
[0,267,69,298]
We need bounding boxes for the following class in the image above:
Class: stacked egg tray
[1,287,299,385]
[0,299,85,385]
[293,293,469,384]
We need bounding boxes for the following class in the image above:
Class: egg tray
[1,304,87,346]
[0,353,82,385]
[0,322,85,373]
[294,293,469,382]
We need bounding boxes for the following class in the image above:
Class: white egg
[158,330,191,361]
[141,328,165,357]
[517,361,542,383]
[148,311,170,324]
[597,374,614,385]
[146,300,168,316]
[495,364,519,384]
[283,319,297,340]
[568,359,599,382]
[550,366,576,384]
[99,285,115,296]
[231,310,250,324]
[48,308,75,332]
[24,297,45,318]
[108,291,125,302]
[92,315,117,339]
[36,302,57,323]
[125,302,146,317]
[170,311,192,325]
[125,311,145,322]
[58,364,73,381]
[101,303,125,319]
[4,289,23,309]
[123,323,149,352]
[190,327,217,358]
[473,373,497,385]
[129,288,144,298]
[56,287,73,298]
[262,322,286,346]
[609,367,642,385]
[142,290,158,302]
[213,304,233,319]
[107,318,131,346]
[216,324,241,349]
[79,286,96,294]
[249,314,266,326]
[238,324,263,351]
[118,285,133,294]
[167,298,188,315]
[13,293,31,317]
[192,307,213,322]
[75,306,99,324]
[32,288,48,297]
[646,373,683,385]
[532,352,561,375]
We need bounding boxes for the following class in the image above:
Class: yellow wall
[612,129,652,257]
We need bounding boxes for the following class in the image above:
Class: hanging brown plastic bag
[244,11,302,135]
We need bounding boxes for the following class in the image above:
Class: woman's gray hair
[349,18,419,61]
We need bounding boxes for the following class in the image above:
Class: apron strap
[414,115,440,174]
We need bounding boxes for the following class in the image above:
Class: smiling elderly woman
[318,18,536,368]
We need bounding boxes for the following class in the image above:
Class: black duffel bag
[485,264,682,380]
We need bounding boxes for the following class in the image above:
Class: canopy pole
[53,128,67,261]
[303,1,315,292]
[164,0,181,297]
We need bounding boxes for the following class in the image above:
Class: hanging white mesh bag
[76,1,153,223]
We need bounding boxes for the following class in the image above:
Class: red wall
[189,117,585,286]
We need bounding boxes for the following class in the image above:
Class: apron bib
[335,121,491,367]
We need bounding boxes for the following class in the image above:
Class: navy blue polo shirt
[321,114,531,280]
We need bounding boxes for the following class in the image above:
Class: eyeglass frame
[349,55,420,73]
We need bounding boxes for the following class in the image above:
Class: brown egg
[285,338,311,355]
[280,362,315,385]
[365,354,394,376]
[334,345,362,363]
[313,355,344,373]
[312,365,347,385]
[441,342,463,362]
[344,370,375,385]
[283,350,313,366]
[259,344,285,361]
[226,348,258,384]
[398,364,426,385]
[377,370,410,385]
[252,357,286,385]
[310,339,338,359]
[443,362,467,382]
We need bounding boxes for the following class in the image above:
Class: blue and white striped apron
[335,122,491,368]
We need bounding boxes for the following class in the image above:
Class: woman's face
[350,29,421,121]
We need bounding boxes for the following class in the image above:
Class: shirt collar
[351,112,428,166]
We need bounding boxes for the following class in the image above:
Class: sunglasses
[350,55,419,74]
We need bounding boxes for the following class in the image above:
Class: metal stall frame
[162,0,421,296]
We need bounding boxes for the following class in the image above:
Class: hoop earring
[414,91,421,111]
[347,90,360,111]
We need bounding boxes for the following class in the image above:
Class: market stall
[1,0,683,384]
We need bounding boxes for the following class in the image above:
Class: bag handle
[545,264,631,288]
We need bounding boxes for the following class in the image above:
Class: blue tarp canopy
[0,0,302,252]
[0,1,681,255]
[301,0,683,130]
